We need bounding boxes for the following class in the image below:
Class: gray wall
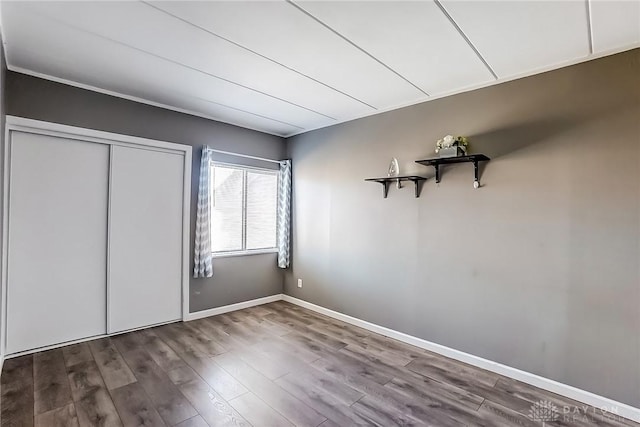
[6,72,286,313]
[284,49,640,407]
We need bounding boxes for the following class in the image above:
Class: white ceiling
[1,1,638,138]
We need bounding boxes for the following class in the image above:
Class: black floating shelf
[365,175,427,198]
[415,154,490,188]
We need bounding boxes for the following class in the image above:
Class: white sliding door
[6,131,109,354]
[108,145,184,333]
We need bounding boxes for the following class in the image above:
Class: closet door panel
[109,146,184,333]
[6,132,109,354]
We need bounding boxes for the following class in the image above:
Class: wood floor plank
[178,378,250,427]
[33,349,73,415]
[169,322,228,356]
[1,375,35,427]
[244,312,291,336]
[182,351,248,400]
[111,332,145,354]
[313,336,485,426]
[271,364,363,406]
[477,400,538,427]
[88,338,137,390]
[385,376,484,411]
[406,354,500,389]
[1,355,33,386]
[232,311,295,340]
[334,341,487,417]
[214,352,327,427]
[229,392,294,427]
[34,403,79,427]
[1,355,35,427]
[274,373,372,426]
[195,319,299,381]
[140,329,187,372]
[117,346,197,425]
[321,351,394,386]
[278,332,338,361]
[312,356,464,427]
[234,346,292,381]
[207,315,265,346]
[110,382,166,427]
[247,304,275,317]
[360,333,425,365]
[154,332,248,401]
[62,343,94,368]
[272,305,365,339]
[67,360,123,427]
[182,320,292,386]
[493,377,589,412]
[166,364,201,387]
[187,319,246,352]
[265,312,348,350]
[351,396,426,427]
[341,338,416,367]
[249,338,317,374]
[174,415,211,427]
[253,335,321,364]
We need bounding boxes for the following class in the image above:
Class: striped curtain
[277,160,292,268]
[194,147,213,278]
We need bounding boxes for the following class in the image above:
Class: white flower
[443,135,455,147]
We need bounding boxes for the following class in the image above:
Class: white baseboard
[184,294,283,321]
[282,295,640,424]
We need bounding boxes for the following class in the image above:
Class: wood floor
[1,301,637,427]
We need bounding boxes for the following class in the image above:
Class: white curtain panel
[194,147,214,278]
[277,159,292,268]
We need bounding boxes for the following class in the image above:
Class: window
[210,162,278,255]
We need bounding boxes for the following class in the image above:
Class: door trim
[1,116,192,356]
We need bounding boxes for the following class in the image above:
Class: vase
[387,158,399,176]
[438,146,464,158]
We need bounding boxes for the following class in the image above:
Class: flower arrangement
[435,135,469,155]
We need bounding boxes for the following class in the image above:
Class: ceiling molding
[8,65,288,138]
[284,43,640,139]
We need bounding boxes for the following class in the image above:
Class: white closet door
[108,145,184,333]
[6,132,109,354]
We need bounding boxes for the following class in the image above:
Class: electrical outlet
[297,279,303,288]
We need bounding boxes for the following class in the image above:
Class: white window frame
[210,161,279,258]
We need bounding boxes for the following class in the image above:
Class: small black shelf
[365,175,427,198]
[415,154,490,187]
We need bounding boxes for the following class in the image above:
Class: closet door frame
[1,116,192,357]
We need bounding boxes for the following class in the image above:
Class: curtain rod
[207,147,284,165]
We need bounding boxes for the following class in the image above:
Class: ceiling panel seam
[19,5,338,123]
[192,94,305,130]
[434,0,498,80]
[585,0,594,54]
[287,0,430,97]
[8,65,292,137]
[142,1,377,111]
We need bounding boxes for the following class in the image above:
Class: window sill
[212,248,278,259]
